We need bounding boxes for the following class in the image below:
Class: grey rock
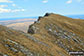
[10,48,18,53]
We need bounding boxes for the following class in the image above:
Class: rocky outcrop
[44,13,51,17]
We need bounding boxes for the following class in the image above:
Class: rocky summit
[0,13,84,56]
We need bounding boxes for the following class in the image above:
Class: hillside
[0,13,84,56]
[28,13,84,56]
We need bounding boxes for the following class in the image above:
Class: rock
[5,44,11,47]
[28,25,35,34]
[48,28,52,32]
[44,13,51,17]
[3,55,8,56]
[38,16,43,21]
[10,48,18,53]
[72,38,79,43]
[34,21,40,24]
[0,53,8,56]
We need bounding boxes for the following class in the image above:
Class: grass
[0,13,84,56]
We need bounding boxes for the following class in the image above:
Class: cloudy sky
[0,0,84,18]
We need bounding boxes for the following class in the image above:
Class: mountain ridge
[28,13,84,55]
[0,13,84,56]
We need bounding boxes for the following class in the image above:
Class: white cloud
[0,5,8,7]
[42,0,48,3]
[66,0,82,4]
[0,0,13,3]
[66,0,72,4]
[12,4,16,7]
[0,8,11,13]
[12,9,25,12]
[0,8,25,13]
[21,9,25,11]
[0,0,26,13]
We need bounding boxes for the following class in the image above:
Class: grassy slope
[28,13,84,56]
[0,13,84,56]
[0,25,69,56]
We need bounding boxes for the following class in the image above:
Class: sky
[0,0,84,18]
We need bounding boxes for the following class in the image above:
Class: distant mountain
[66,15,84,19]
[0,17,38,21]
[0,19,37,33]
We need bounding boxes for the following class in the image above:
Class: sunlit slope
[0,13,84,56]
[0,26,69,56]
[28,13,84,56]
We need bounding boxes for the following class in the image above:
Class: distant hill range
[0,14,84,21]
[0,19,37,33]
[0,17,38,21]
